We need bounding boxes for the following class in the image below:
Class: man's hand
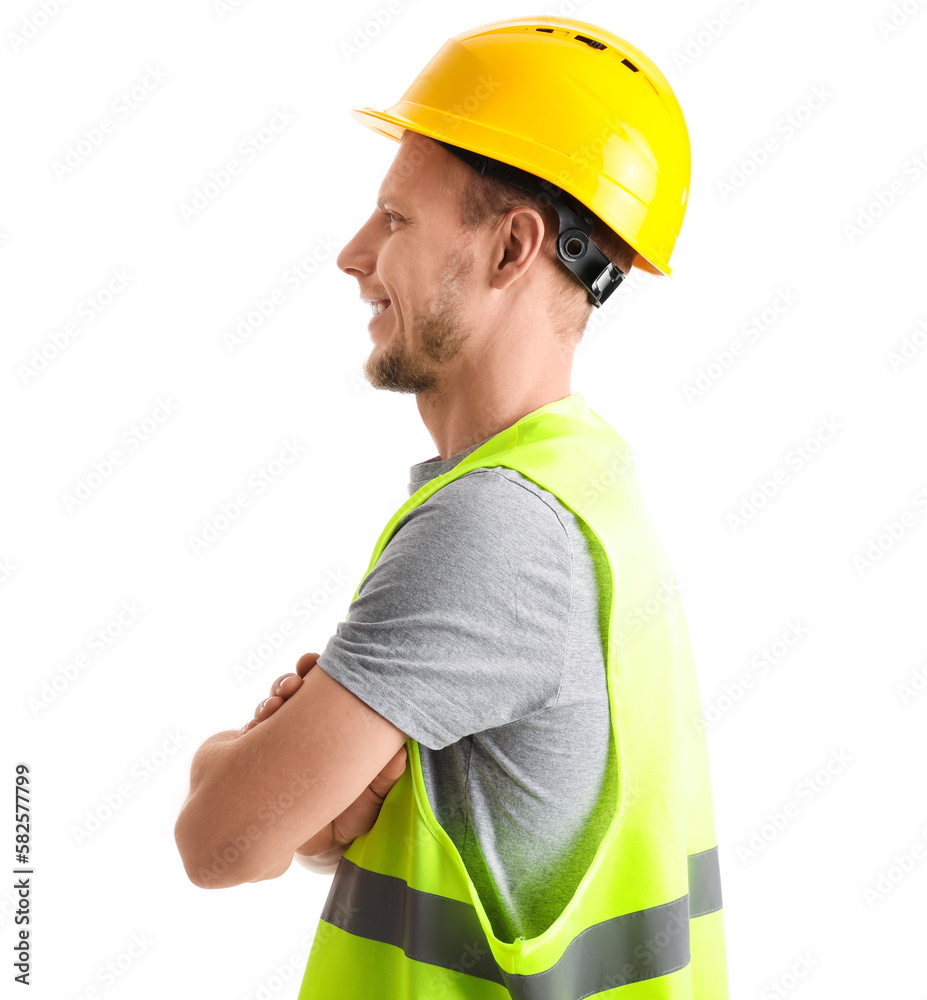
[242,651,408,873]
[294,742,408,873]
[241,651,320,733]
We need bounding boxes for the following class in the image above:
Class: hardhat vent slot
[574,34,607,50]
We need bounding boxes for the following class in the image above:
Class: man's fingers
[368,746,408,799]
[241,653,320,734]
[271,673,303,699]
[330,747,410,845]
[255,695,285,720]
[295,651,320,677]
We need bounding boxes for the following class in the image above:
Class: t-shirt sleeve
[315,468,573,750]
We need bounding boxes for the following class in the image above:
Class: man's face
[336,131,478,394]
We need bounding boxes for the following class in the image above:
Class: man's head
[337,129,635,397]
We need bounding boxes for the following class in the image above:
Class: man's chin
[363,347,439,395]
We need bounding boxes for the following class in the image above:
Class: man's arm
[174,661,408,889]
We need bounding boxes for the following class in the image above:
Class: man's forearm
[185,729,243,796]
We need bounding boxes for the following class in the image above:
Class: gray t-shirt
[316,437,614,942]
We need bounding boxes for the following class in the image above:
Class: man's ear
[488,206,547,293]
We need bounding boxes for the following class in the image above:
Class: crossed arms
[174,652,409,888]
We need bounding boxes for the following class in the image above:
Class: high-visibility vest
[297,392,728,999]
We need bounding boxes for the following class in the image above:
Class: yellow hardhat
[349,16,691,304]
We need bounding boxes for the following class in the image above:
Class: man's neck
[416,381,573,460]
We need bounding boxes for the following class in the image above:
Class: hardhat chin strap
[547,198,625,308]
[433,138,625,308]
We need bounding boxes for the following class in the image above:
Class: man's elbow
[178,852,241,890]
[174,808,248,890]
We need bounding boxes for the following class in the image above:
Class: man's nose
[336,211,381,277]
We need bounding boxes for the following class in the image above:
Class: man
[175,15,728,999]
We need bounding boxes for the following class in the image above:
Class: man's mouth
[370,299,391,316]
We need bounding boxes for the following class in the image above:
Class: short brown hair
[455,168,639,339]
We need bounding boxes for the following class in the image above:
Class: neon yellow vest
[298,393,728,999]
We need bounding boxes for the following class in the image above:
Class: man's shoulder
[406,466,573,543]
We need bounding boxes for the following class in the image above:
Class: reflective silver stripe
[321,860,506,986]
[320,848,722,998]
[688,846,723,918]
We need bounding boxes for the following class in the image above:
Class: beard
[363,242,475,395]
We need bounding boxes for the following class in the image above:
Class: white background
[3,0,926,997]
